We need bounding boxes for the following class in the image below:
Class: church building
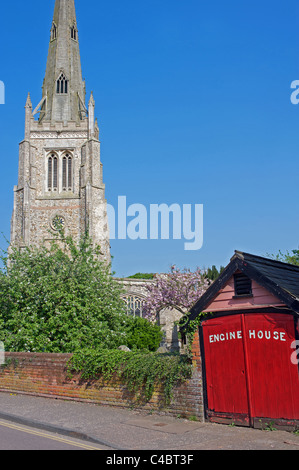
[9,0,182,351]
[10,0,111,263]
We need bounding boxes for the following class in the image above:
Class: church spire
[10,0,111,265]
[41,0,86,123]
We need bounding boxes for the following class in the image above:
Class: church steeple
[41,0,86,123]
[10,1,111,265]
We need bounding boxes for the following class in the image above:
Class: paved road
[0,419,104,450]
[0,392,299,450]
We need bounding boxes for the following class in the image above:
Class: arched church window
[48,154,58,192]
[62,154,73,191]
[123,295,146,318]
[71,25,77,41]
[51,23,57,41]
[56,73,68,94]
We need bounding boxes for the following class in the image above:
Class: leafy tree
[142,265,210,322]
[205,265,225,282]
[269,249,299,266]
[0,231,160,353]
[124,316,163,351]
[127,273,155,280]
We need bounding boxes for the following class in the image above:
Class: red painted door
[202,314,251,426]
[243,313,299,422]
[202,313,299,427]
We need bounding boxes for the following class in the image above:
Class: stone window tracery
[56,72,68,94]
[48,153,58,192]
[71,25,77,41]
[123,295,146,318]
[47,151,73,193]
[62,154,73,191]
[51,215,65,231]
[51,23,57,41]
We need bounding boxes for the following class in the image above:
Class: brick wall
[0,351,204,420]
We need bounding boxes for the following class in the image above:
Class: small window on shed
[234,273,252,297]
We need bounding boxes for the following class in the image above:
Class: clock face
[51,215,65,231]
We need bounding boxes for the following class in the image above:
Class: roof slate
[183,251,299,329]
[234,251,299,300]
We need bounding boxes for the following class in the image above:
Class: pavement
[0,391,298,450]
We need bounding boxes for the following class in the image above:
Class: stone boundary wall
[0,351,204,420]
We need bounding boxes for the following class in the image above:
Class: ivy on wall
[68,349,193,405]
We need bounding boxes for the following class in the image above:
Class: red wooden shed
[184,251,299,430]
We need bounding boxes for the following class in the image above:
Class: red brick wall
[0,352,204,420]
[191,330,202,370]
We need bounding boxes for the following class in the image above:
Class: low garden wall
[0,337,204,420]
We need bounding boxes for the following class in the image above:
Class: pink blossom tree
[143,265,210,322]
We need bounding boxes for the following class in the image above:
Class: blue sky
[0,0,299,277]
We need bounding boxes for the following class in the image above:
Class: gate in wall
[201,312,299,428]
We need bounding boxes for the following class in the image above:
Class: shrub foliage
[69,348,193,404]
[0,232,161,353]
[0,231,192,402]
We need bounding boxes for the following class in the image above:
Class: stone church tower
[10,0,110,262]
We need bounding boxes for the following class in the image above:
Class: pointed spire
[41,0,86,123]
[25,93,32,139]
[25,93,32,109]
[89,91,95,107]
[88,91,95,137]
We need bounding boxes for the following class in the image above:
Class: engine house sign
[209,328,287,344]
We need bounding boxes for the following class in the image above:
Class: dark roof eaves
[181,252,299,332]
[238,260,299,315]
[239,251,299,273]
[182,257,242,329]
